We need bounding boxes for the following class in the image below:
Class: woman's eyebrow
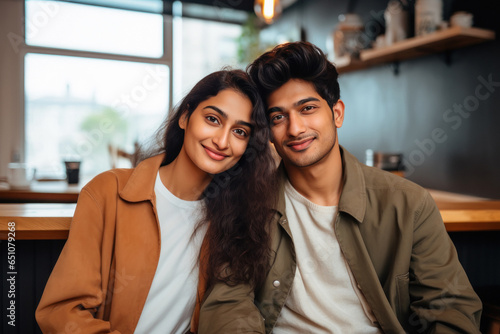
[204,105,253,129]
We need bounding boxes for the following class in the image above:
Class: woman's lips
[203,146,229,161]
[287,138,314,152]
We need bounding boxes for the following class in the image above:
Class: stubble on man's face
[267,79,339,170]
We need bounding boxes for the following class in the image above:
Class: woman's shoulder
[81,168,135,198]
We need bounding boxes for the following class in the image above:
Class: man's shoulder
[359,164,432,209]
[341,146,428,198]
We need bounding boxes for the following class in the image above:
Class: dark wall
[265,0,500,198]
[1,240,65,334]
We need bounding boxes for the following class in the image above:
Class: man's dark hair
[247,41,341,110]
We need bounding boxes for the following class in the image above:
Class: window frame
[0,0,248,179]
[20,0,173,168]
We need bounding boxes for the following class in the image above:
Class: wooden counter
[1,190,499,240]
[0,180,82,203]
[0,203,75,239]
[428,189,500,232]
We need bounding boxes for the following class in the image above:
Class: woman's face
[179,89,254,175]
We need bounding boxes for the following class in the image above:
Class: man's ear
[178,110,188,130]
[332,99,345,128]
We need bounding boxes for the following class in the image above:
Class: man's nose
[287,112,306,137]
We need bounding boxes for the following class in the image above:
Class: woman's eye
[233,129,248,137]
[206,116,219,124]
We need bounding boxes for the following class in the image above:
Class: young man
[199,42,482,333]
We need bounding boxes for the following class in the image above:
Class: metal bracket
[391,61,400,75]
[444,50,452,66]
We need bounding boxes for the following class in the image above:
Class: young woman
[36,69,277,334]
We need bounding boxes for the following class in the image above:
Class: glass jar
[415,0,443,36]
[332,13,364,59]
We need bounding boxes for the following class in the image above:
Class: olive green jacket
[199,147,482,334]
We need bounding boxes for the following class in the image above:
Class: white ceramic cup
[7,163,35,189]
[450,11,473,28]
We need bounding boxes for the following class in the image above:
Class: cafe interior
[1,0,499,332]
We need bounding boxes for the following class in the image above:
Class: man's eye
[206,116,219,124]
[302,105,315,112]
[271,114,285,124]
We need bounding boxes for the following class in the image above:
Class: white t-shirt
[134,172,205,334]
[273,180,381,334]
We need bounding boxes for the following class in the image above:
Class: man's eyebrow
[267,106,282,114]
[267,97,320,114]
[204,105,253,129]
[294,97,320,106]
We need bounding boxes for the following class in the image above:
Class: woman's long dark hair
[139,69,277,288]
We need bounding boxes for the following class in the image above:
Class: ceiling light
[254,0,282,24]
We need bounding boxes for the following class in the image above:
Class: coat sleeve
[408,191,482,333]
[198,282,265,334]
[35,186,120,334]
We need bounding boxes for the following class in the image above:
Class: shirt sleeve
[35,186,121,334]
[408,191,482,333]
[198,282,265,334]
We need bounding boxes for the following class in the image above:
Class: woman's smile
[203,145,230,161]
[178,89,253,176]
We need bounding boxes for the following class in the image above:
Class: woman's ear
[178,110,188,130]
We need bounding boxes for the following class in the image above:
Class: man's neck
[285,145,343,207]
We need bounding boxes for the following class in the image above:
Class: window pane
[25,0,164,58]
[174,17,242,103]
[25,53,169,178]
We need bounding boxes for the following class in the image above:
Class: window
[25,54,169,176]
[25,0,164,57]
[21,0,244,179]
[24,0,169,178]
[174,16,244,101]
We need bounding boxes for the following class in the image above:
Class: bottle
[384,0,409,46]
[415,0,443,36]
[332,13,364,59]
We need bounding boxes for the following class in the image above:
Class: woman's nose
[212,128,230,150]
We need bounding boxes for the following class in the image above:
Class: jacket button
[273,280,280,287]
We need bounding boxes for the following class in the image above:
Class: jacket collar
[275,146,366,223]
[119,154,165,203]
[338,146,367,223]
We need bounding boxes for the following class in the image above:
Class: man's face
[267,79,344,168]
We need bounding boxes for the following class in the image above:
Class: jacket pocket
[396,272,410,330]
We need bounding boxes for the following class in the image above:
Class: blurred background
[1,0,499,197]
[1,1,500,333]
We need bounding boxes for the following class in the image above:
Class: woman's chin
[199,161,237,176]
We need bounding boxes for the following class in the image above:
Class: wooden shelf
[336,26,495,74]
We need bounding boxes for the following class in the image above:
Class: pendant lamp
[254,0,282,24]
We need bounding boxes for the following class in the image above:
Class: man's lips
[286,137,314,152]
[203,146,229,161]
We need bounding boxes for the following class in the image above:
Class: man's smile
[285,137,315,152]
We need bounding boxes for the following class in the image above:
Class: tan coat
[36,154,202,333]
[199,147,482,334]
